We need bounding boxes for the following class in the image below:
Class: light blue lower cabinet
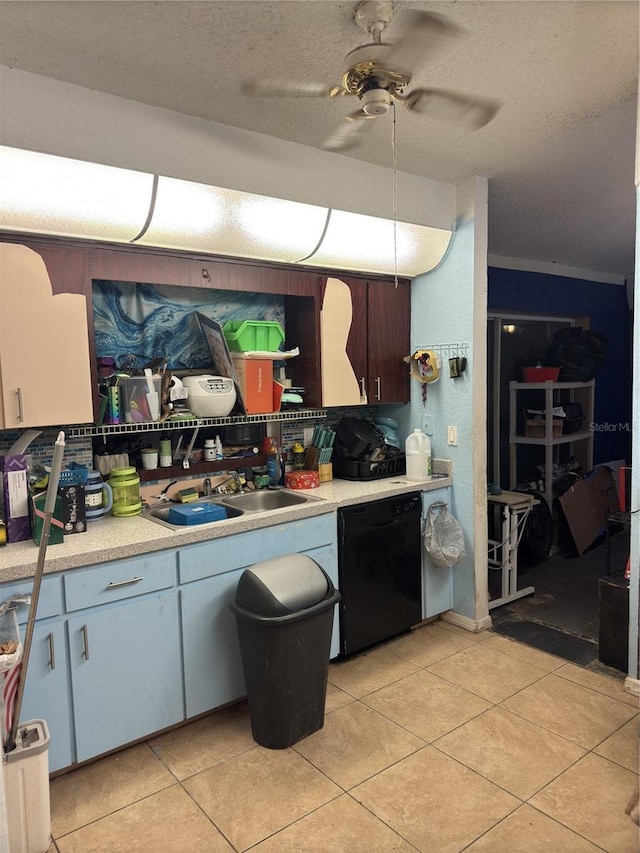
[17,617,74,773]
[181,569,246,718]
[68,591,183,763]
[422,486,454,619]
[0,576,73,773]
[180,514,340,717]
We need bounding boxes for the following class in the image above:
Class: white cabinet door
[0,243,93,428]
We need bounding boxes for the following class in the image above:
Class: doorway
[485,312,627,673]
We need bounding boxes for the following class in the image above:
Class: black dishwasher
[337,492,422,657]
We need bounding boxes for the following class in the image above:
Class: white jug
[405,429,432,481]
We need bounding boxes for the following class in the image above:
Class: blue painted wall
[390,178,488,623]
[488,267,632,464]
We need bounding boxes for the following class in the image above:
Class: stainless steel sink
[142,498,244,530]
[142,488,322,529]
[218,488,323,513]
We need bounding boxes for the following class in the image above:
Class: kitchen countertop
[0,468,452,583]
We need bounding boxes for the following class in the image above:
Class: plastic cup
[141,449,159,470]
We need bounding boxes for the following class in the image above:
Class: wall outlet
[422,414,434,436]
[447,425,458,446]
[303,427,314,446]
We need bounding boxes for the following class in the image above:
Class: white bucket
[3,720,51,853]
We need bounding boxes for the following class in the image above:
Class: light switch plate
[422,414,434,436]
[447,425,458,446]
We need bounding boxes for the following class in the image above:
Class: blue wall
[488,267,632,464]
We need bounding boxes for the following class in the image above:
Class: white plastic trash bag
[0,598,26,749]
[423,502,466,568]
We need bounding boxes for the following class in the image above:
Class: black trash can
[230,554,341,749]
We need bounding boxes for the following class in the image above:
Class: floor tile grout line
[51,780,178,844]
[342,789,423,852]
[177,777,242,852]
[553,667,639,707]
[524,800,612,852]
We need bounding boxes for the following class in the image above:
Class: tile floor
[47,621,638,852]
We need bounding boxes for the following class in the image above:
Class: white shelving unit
[509,380,594,504]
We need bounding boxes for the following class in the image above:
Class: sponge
[177,487,199,503]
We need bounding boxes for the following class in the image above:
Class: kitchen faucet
[213,471,243,495]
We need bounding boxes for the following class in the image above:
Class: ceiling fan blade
[242,79,341,98]
[385,11,462,78]
[322,110,374,152]
[405,88,501,130]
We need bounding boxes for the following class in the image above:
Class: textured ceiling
[0,0,637,277]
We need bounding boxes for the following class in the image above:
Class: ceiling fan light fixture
[361,87,391,116]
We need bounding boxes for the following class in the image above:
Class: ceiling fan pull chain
[392,101,398,289]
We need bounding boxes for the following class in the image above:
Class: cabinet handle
[375,376,381,401]
[47,632,56,671]
[359,377,367,402]
[16,387,24,423]
[81,624,90,661]
[106,576,144,589]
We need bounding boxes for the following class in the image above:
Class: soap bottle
[267,440,282,487]
[214,435,223,460]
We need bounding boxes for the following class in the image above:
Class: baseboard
[624,676,640,697]
[441,610,493,634]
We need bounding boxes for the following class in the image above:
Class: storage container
[231,356,273,414]
[405,429,431,481]
[222,320,284,352]
[121,376,162,423]
[522,366,561,382]
[4,719,51,853]
[524,418,563,438]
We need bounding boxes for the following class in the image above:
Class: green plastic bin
[222,320,284,352]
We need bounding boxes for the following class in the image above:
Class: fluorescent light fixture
[302,209,453,277]
[137,178,328,263]
[0,146,153,241]
[0,146,454,275]
[134,176,226,248]
[234,192,327,262]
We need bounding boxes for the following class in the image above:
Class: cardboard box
[559,466,620,555]
[525,418,563,438]
[231,356,273,414]
[1,454,31,543]
[30,492,64,546]
[58,484,87,534]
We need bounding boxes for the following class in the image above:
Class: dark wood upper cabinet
[321,274,410,406]
[0,234,409,417]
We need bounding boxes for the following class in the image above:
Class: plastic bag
[0,606,23,749]
[423,502,466,568]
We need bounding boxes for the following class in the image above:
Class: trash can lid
[234,554,330,617]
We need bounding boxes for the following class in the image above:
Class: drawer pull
[47,632,56,671]
[81,624,90,661]
[106,576,144,589]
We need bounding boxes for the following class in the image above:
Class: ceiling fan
[242,0,501,152]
